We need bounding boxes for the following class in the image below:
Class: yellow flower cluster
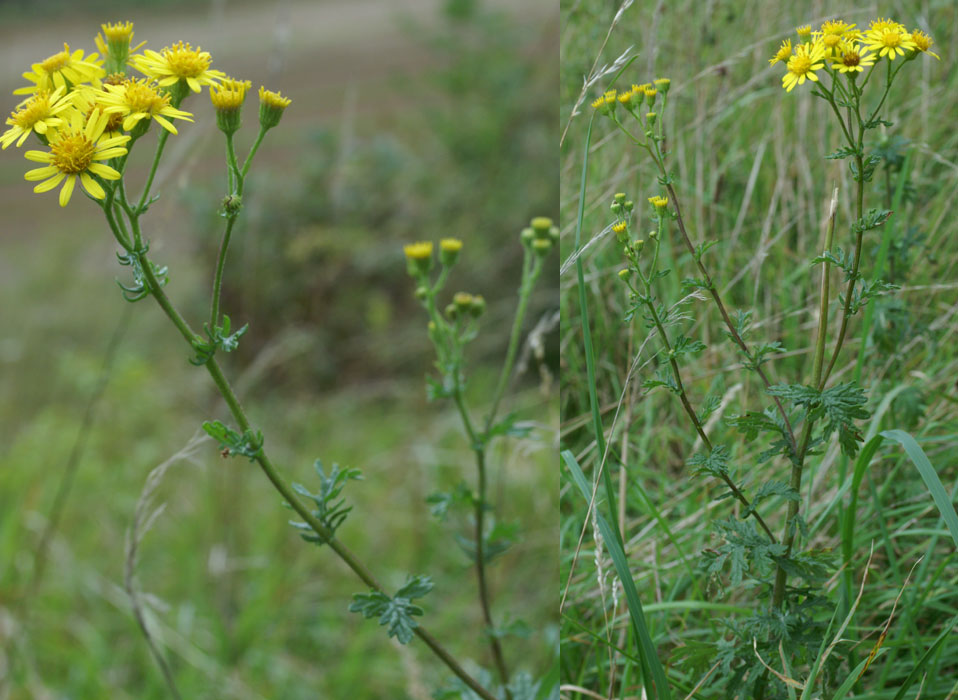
[592,77,671,115]
[772,17,938,93]
[2,20,291,207]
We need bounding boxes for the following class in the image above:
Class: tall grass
[560,1,958,697]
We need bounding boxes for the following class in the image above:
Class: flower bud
[646,111,657,126]
[612,221,628,243]
[520,227,535,247]
[653,78,670,94]
[532,238,552,256]
[469,295,486,317]
[618,268,630,280]
[445,303,459,320]
[531,216,553,240]
[211,77,251,135]
[439,237,463,266]
[403,241,433,276]
[414,286,429,300]
[633,239,645,253]
[258,86,291,131]
[613,192,627,204]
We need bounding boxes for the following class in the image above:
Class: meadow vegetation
[560,2,958,698]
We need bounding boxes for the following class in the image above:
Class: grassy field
[0,1,558,698]
[560,1,958,698]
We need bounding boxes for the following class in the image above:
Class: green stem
[654,167,797,451]
[770,191,838,609]
[136,128,171,214]
[485,253,544,432]
[638,258,776,543]
[210,216,237,330]
[126,248,498,700]
[240,127,267,183]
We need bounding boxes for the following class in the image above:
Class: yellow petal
[153,114,177,134]
[24,165,59,181]
[59,174,76,207]
[33,172,65,193]
[93,147,128,160]
[24,150,52,162]
[87,162,121,179]
[80,171,106,199]
[186,77,201,92]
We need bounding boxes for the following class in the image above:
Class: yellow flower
[819,20,859,41]
[910,29,940,60]
[782,41,826,93]
[818,31,845,57]
[403,241,433,260]
[611,221,628,242]
[648,195,668,210]
[95,21,146,63]
[864,20,917,59]
[97,78,194,134]
[653,77,670,93]
[1,87,74,149]
[23,107,130,206]
[769,39,793,66]
[210,77,252,111]
[440,238,463,252]
[830,43,876,74]
[258,87,291,130]
[131,41,225,93]
[796,25,812,40]
[590,95,607,110]
[15,43,105,95]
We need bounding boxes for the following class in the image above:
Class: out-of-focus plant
[1,20,554,700]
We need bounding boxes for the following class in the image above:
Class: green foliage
[201,419,263,460]
[767,382,870,458]
[703,517,785,587]
[349,575,434,644]
[688,444,731,479]
[115,248,167,302]
[189,314,248,365]
[289,460,363,545]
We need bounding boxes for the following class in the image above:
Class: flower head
[648,195,669,211]
[258,87,291,130]
[439,237,463,266]
[1,87,74,149]
[97,78,194,134]
[864,19,917,59]
[95,21,146,72]
[910,29,940,60]
[612,221,628,242]
[769,39,793,66]
[404,241,433,260]
[830,42,876,74]
[782,41,826,92]
[15,43,105,95]
[209,77,252,134]
[653,77,671,93]
[796,25,812,40]
[23,107,129,206]
[131,41,225,93]
[819,20,859,41]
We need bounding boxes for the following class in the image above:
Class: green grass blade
[563,449,672,700]
[573,111,620,538]
[841,435,885,594]
[881,429,958,549]
[889,613,958,700]
[830,651,885,700]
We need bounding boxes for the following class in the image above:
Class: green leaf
[349,575,433,645]
[202,420,263,461]
[688,445,731,479]
[289,460,362,545]
[881,430,958,549]
[768,382,869,458]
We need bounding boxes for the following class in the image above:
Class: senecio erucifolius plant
[402,217,556,700]
[590,16,940,699]
[3,21,554,700]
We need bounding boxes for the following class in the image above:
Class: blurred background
[0,0,558,697]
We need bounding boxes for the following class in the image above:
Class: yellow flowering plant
[1,21,519,700]
[574,13,945,700]
[402,217,555,699]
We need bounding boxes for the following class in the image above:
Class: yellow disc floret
[210,77,252,111]
[404,241,434,260]
[830,43,876,74]
[440,238,463,252]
